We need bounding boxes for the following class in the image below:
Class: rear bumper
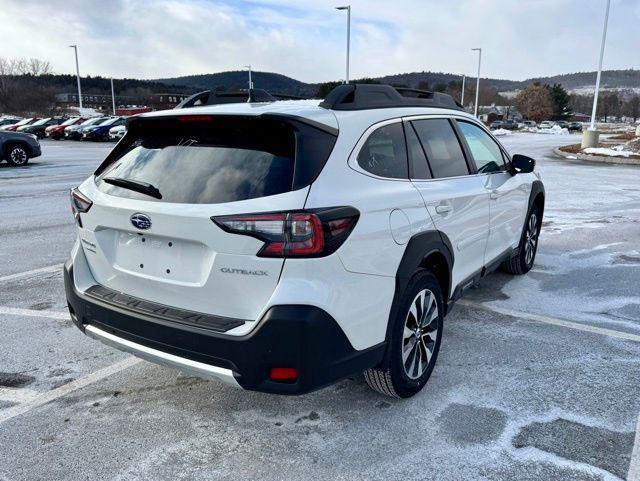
[64,261,385,395]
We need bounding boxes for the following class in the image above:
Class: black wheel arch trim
[529,179,545,216]
[380,230,453,368]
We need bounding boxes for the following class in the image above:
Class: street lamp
[335,6,351,83]
[69,45,83,110]
[472,48,482,117]
[244,65,253,90]
[461,74,466,106]
[110,77,116,115]
[583,0,611,148]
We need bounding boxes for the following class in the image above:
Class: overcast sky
[2,0,639,83]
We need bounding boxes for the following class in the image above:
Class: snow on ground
[526,125,571,135]
[491,128,512,137]
[583,145,637,157]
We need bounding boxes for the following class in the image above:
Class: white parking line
[458,300,640,343]
[0,306,69,320]
[0,357,141,425]
[0,387,40,404]
[629,414,640,481]
[0,264,62,283]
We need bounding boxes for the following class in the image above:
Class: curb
[553,147,640,166]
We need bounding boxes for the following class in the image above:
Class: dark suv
[0,130,42,166]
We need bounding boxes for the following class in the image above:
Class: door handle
[435,204,453,215]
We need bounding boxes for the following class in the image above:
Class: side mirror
[511,154,535,174]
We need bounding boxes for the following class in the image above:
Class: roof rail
[319,84,463,111]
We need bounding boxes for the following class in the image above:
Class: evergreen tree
[547,83,572,121]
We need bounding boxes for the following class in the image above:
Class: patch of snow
[525,125,570,135]
[583,146,635,157]
[492,128,512,137]
[538,125,570,135]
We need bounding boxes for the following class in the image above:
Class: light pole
[336,6,351,83]
[244,65,253,90]
[590,0,611,131]
[461,74,466,106]
[110,77,116,115]
[69,45,83,110]
[472,48,482,117]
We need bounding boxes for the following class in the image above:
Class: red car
[45,117,86,140]
[1,118,39,132]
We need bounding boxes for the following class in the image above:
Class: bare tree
[515,85,554,122]
[0,56,56,115]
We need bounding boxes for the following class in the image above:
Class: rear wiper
[103,177,162,199]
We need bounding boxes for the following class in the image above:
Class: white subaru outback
[65,84,544,398]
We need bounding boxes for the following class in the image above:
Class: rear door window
[356,122,408,179]
[95,116,335,204]
[411,119,469,178]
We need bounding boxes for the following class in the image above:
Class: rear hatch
[75,113,337,321]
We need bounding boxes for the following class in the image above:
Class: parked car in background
[568,122,583,132]
[501,119,518,130]
[82,117,126,141]
[108,124,126,141]
[537,121,555,130]
[20,117,67,138]
[1,118,39,132]
[0,117,22,128]
[522,120,537,129]
[490,121,503,130]
[65,117,105,140]
[555,121,569,129]
[46,117,85,140]
[0,130,42,166]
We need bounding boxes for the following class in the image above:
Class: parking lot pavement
[0,135,639,480]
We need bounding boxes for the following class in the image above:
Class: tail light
[70,188,92,227]
[212,207,359,258]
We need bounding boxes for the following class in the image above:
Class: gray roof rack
[319,84,463,111]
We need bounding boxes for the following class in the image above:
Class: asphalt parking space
[0,135,639,480]
[0,304,638,481]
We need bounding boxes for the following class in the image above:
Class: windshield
[13,118,33,126]
[80,117,103,126]
[61,117,80,126]
[31,118,51,126]
[98,117,118,126]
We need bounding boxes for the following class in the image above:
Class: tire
[501,205,541,275]
[364,269,443,398]
[5,144,30,167]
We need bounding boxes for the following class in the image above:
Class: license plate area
[111,231,212,285]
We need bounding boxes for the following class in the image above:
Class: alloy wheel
[524,212,539,266]
[402,289,438,380]
[10,148,28,165]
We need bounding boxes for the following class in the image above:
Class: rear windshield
[95,116,336,204]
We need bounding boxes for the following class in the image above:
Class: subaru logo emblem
[130,213,152,230]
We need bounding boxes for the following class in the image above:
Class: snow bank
[583,145,636,158]
[492,128,512,137]
[533,125,570,135]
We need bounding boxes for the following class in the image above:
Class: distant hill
[156,71,311,96]
[157,69,640,97]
